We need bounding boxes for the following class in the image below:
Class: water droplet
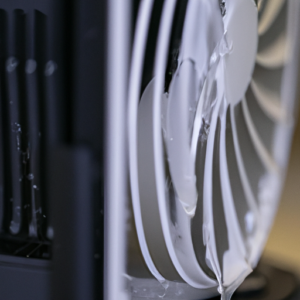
[218,285,225,294]
[47,227,54,240]
[22,150,30,163]
[158,280,169,298]
[210,52,218,66]
[45,60,57,76]
[25,59,37,74]
[219,32,234,57]
[15,206,21,216]
[6,57,19,73]
[16,135,20,149]
[175,289,183,296]
[27,173,34,180]
[35,207,42,214]
[174,283,184,296]
[10,220,19,234]
[203,224,210,245]
[219,0,226,16]
[11,122,21,133]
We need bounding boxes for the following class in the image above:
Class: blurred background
[263,91,300,276]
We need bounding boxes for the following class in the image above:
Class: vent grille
[0,9,52,259]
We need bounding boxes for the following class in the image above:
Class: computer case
[0,0,107,299]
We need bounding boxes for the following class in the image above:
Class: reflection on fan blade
[257,0,266,13]
[245,88,276,153]
[256,32,287,68]
[258,0,286,35]
[241,98,279,174]
[230,106,259,216]
[150,0,196,284]
[250,79,289,123]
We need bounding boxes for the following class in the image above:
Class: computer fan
[0,0,298,299]
[122,0,300,299]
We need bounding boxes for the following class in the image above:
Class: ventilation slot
[0,9,51,259]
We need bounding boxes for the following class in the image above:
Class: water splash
[199,118,210,143]
[219,0,226,16]
[158,280,169,298]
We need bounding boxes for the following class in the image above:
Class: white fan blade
[250,79,289,123]
[224,108,255,244]
[138,79,181,281]
[219,104,252,297]
[245,88,276,153]
[233,103,267,202]
[202,92,223,288]
[241,98,279,174]
[222,0,258,106]
[256,32,287,68]
[179,0,224,80]
[166,0,224,215]
[151,0,217,288]
[230,105,259,215]
[166,60,199,215]
[258,0,286,36]
[128,0,167,283]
